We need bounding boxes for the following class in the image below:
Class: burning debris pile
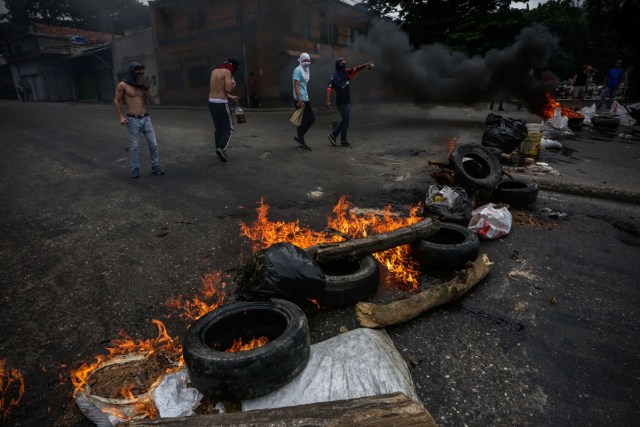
[66,196,445,425]
[239,196,424,291]
[1,359,24,420]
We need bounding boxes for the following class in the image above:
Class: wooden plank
[356,254,494,328]
[306,219,440,263]
[118,392,437,427]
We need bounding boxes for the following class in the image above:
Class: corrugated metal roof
[32,23,118,43]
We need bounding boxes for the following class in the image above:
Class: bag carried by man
[289,107,304,126]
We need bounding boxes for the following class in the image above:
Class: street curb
[515,174,640,205]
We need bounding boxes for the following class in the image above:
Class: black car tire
[317,255,381,307]
[410,223,480,269]
[490,179,539,206]
[449,144,503,189]
[183,299,310,400]
[592,116,620,128]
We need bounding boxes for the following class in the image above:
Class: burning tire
[490,179,538,206]
[317,255,380,307]
[449,144,502,189]
[183,299,310,400]
[410,223,479,269]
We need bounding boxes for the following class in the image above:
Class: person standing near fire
[597,59,625,111]
[292,53,314,151]
[325,58,374,147]
[114,61,164,178]
[209,58,241,163]
[572,64,592,105]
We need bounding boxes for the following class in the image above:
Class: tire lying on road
[410,222,480,269]
[183,299,310,400]
[317,255,380,307]
[490,178,539,206]
[449,144,503,189]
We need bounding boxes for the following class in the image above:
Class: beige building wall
[150,0,375,107]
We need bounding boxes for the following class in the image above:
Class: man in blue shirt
[292,53,315,151]
[597,59,625,110]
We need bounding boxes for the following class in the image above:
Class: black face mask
[134,72,150,89]
[123,62,149,89]
[337,64,346,72]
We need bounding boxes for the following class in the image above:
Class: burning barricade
[1,359,25,420]
[69,198,459,425]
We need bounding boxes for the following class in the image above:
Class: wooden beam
[355,254,494,328]
[306,219,440,263]
[117,392,437,427]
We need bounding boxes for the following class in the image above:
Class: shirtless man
[114,61,164,178]
[208,58,240,162]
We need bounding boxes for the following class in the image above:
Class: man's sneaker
[294,136,311,150]
[328,133,338,146]
[341,141,352,147]
[151,165,165,175]
[131,168,140,178]
[216,148,227,163]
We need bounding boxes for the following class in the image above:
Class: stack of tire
[412,144,538,270]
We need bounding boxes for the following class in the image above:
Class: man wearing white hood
[292,53,315,151]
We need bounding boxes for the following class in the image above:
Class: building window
[189,9,205,32]
[333,25,340,45]
[301,14,309,38]
[159,8,172,28]
[347,28,359,48]
[163,69,184,90]
[187,65,209,88]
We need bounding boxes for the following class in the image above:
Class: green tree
[2,0,150,34]
[366,0,521,47]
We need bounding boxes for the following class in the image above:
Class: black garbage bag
[236,242,326,304]
[423,185,472,225]
[481,113,528,153]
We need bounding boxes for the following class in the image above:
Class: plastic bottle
[235,104,246,124]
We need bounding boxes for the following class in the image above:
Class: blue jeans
[331,103,351,142]
[126,116,159,169]
[597,86,616,110]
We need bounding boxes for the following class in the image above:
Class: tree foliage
[367,0,638,98]
[2,0,150,34]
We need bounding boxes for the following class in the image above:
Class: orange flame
[113,382,160,419]
[1,359,25,419]
[70,320,182,397]
[447,137,457,157]
[540,92,584,120]
[225,336,269,352]
[240,196,423,290]
[164,271,229,321]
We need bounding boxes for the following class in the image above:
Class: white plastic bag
[540,138,562,150]
[550,107,568,129]
[242,328,419,411]
[289,107,304,126]
[616,103,637,127]
[580,103,597,120]
[468,203,512,239]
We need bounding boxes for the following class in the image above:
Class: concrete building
[149,0,376,107]
[5,23,117,102]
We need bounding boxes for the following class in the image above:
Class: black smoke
[360,19,560,112]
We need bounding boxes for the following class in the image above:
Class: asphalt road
[1,100,639,426]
